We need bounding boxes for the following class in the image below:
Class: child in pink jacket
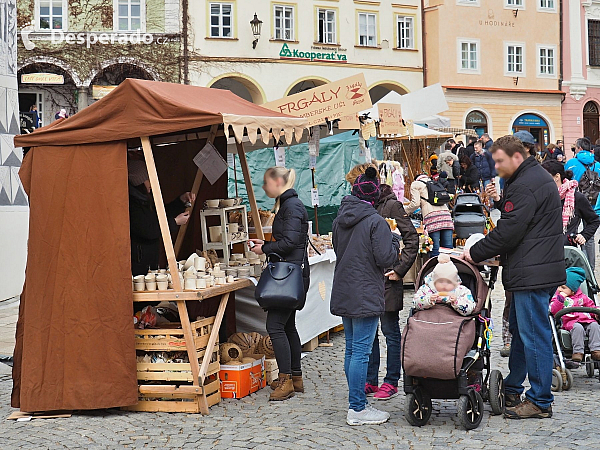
[549,267,600,362]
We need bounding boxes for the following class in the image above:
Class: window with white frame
[274,5,294,41]
[210,2,233,38]
[317,8,336,44]
[116,0,143,31]
[457,0,480,6]
[538,46,556,76]
[458,39,479,72]
[506,0,524,7]
[358,12,377,47]
[539,0,555,10]
[506,44,525,74]
[38,0,66,30]
[397,16,414,49]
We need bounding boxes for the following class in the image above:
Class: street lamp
[250,13,263,49]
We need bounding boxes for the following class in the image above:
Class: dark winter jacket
[470,157,566,291]
[331,195,401,318]
[563,191,600,245]
[484,139,493,151]
[460,143,475,160]
[262,189,310,294]
[129,185,185,276]
[470,151,496,181]
[460,164,480,191]
[376,191,419,311]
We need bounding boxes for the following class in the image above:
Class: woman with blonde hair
[249,166,310,401]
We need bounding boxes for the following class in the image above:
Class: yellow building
[424,0,562,145]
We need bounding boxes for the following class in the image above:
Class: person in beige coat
[405,174,454,256]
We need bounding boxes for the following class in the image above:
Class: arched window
[584,101,600,145]
[465,110,488,136]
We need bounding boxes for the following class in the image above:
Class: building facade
[186,0,424,104]
[424,0,562,146]
[16,0,181,127]
[562,0,600,149]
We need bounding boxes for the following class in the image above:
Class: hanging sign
[311,188,320,207]
[309,155,317,169]
[92,85,118,99]
[309,125,321,157]
[21,73,64,84]
[338,113,360,130]
[274,146,286,167]
[378,103,403,135]
[193,141,228,185]
[262,73,372,127]
[227,153,235,168]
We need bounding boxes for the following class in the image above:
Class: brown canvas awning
[12,79,307,412]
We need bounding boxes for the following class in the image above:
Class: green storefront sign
[279,43,347,62]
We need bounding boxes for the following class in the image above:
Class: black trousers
[266,308,302,375]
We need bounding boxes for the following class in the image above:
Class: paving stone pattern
[1,282,600,449]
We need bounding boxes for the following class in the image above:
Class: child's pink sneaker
[365,383,379,396]
[373,383,398,400]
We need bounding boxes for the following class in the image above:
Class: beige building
[187,0,424,104]
[424,0,562,145]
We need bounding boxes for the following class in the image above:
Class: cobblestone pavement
[2,282,600,449]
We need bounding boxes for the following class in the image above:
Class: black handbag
[254,240,307,311]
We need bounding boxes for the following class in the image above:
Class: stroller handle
[553,307,600,323]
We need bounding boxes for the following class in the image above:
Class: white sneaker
[346,406,390,426]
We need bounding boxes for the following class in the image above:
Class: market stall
[12,78,307,414]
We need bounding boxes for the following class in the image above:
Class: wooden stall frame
[138,135,262,415]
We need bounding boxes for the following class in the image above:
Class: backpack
[422,180,452,205]
[579,163,600,204]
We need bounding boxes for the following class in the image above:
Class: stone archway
[208,74,265,104]
[368,81,409,104]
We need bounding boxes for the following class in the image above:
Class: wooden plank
[174,124,219,257]
[236,141,265,241]
[132,279,252,302]
[199,292,230,385]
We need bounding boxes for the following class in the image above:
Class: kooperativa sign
[279,43,347,62]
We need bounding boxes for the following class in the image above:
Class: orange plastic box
[219,355,266,399]
[249,355,265,393]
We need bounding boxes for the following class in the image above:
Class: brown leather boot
[572,353,584,362]
[592,351,600,361]
[269,373,295,401]
[271,375,304,393]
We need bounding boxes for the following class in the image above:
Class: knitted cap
[432,254,460,287]
[565,267,586,293]
[128,159,149,186]
[352,167,380,205]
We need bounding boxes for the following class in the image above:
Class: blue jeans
[505,288,555,409]
[428,229,453,257]
[367,312,401,387]
[342,316,380,412]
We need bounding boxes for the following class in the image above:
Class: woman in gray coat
[331,167,401,426]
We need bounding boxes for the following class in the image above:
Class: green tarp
[228,131,383,234]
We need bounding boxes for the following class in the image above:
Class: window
[506,44,524,74]
[397,16,414,49]
[358,12,377,47]
[538,45,556,77]
[210,2,233,38]
[116,0,143,31]
[458,39,479,72]
[589,20,600,66]
[506,0,524,7]
[457,0,480,6]
[317,8,336,44]
[539,0,555,10]
[274,5,294,41]
[38,0,66,30]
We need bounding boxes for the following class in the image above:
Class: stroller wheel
[404,390,432,427]
[586,356,595,378]
[458,390,484,430]
[551,369,563,392]
[488,370,505,415]
[562,369,574,391]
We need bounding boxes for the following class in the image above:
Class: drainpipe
[559,0,563,94]
[182,0,189,85]
[421,0,427,86]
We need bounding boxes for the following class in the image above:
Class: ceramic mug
[194,256,206,271]
[209,226,222,243]
[220,199,235,208]
[157,281,168,291]
[184,278,196,290]
[228,223,239,233]
[133,282,145,292]
[133,275,145,283]
[156,274,168,282]
[227,275,235,283]
[146,280,157,291]
[216,277,226,285]
[205,199,220,208]
[196,278,207,289]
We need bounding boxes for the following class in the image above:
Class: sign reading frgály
[262,74,372,127]
[378,103,403,135]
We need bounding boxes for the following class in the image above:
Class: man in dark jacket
[470,140,496,186]
[331,167,400,426]
[462,135,565,420]
[481,133,493,151]
[366,184,418,400]
[460,136,477,160]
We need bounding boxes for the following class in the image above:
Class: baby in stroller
[550,267,600,362]
[413,254,477,316]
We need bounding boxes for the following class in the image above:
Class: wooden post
[173,124,219,257]
[199,292,230,384]
[141,136,202,395]
[236,141,265,241]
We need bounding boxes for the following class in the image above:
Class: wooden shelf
[132,279,253,302]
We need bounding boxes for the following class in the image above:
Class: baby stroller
[549,246,600,391]
[402,256,503,430]
[452,194,487,240]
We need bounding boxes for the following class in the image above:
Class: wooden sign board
[378,103,403,135]
[262,74,372,127]
[21,73,64,84]
[338,113,360,130]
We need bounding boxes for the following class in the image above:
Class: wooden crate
[301,336,318,352]
[136,344,220,382]
[134,317,215,351]
[264,358,278,385]
[123,376,221,413]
